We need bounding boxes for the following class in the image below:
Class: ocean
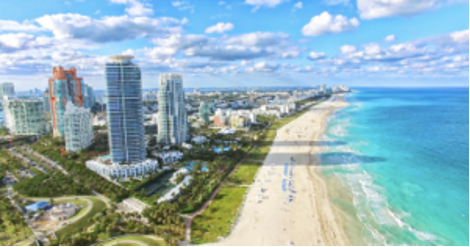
[319,88,469,245]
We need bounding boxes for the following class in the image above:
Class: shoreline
[211,94,351,246]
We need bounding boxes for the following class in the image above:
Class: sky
[0,0,468,91]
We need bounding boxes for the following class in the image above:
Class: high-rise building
[48,67,93,138]
[43,89,51,113]
[157,74,188,145]
[198,102,210,122]
[0,82,15,99]
[105,55,145,163]
[63,102,93,152]
[2,95,47,135]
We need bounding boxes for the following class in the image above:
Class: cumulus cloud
[340,45,357,54]
[205,22,234,34]
[225,31,289,46]
[35,14,184,43]
[171,1,195,12]
[0,20,44,32]
[357,0,450,20]
[308,51,326,60]
[109,0,153,16]
[450,29,469,43]
[294,2,303,9]
[245,61,279,72]
[301,11,360,36]
[384,34,396,42]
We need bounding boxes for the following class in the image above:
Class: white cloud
[95,9,100,14]
[36,14,184,43]
[323,0,349,5]
[225,32,289,46]
[294,2,303,9]
[245,0,288,11]
[308,51,326,60]
[218,1,225,5]
[340,45,356,54]
[450,30,469,43]
[246,61,279,72]
[0,20,44,32]
[65,1,71,5]
[205,22,234,34]
[171,1,195,12]
[109,0,153,16]
[301,11,360,36]
[384,34,396,42]
[357,0,448,20]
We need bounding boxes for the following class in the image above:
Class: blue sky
[0,0,468,90]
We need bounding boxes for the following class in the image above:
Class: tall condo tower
[0,82,15,100]
[105,55,145,163]
[48,67,93,138]
[157,74,188,145]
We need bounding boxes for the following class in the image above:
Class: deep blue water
[320,88,469,245]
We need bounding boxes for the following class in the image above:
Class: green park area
[55,197,106,238]
[229,162,263,185]
[191,187,248,244]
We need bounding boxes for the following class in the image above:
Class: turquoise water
[320,88,469,245]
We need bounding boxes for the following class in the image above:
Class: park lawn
[55,197,106,238]
[99,235,165,246]
[191,187,248,244]
[229,162,262,185]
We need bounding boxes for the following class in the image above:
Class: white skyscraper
[157,74,188,145]
[3,95,47,135]
[63,102,94,152]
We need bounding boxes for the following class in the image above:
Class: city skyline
[0,0,468,91]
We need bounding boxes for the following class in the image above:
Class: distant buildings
[105,55,146,163]
[2,95,48,135]
[63,102,93,152]
[143,90,158,102]
[0,82,15,99]
[198,102,210,122]
[48,67,94,138]
[157,73,188,145]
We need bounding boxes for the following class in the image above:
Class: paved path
[105,239,148,246]
[183,146,257,243]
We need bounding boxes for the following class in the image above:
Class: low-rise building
[86,158,159,178]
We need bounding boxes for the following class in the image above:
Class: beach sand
[211,94,350,246]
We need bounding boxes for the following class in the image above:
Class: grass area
[191,187,248,244]
[55,197,106,238]
[99,235,165,246]
[0,228,34,246]
[228,162,262,185]
[14,238,34,246]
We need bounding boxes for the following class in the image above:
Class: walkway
[183,146,257,243]
[105,239,148,246]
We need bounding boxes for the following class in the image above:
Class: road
[18,146,69,175]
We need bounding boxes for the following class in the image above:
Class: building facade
[157,74,188,145]
[2,95,48,135]
[63,102,94,152]
[198,102,210,122]
[48,67,93,138]
[105,55,146,163]
[0,82,15,100]
[43,89,51,113]
[86,159,159,178]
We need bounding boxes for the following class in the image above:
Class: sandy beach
[213,94,350,246]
